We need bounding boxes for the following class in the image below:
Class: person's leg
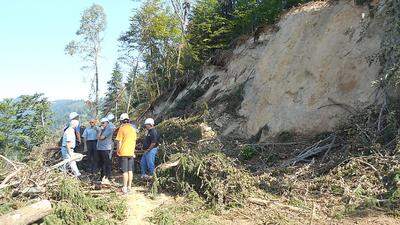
[69,160,81,177]
[98,151,105,179]
[86,141,93,172]
[92,142,98,173]
[60,147,68,172]
[128,157,133,189]
[121,157,128,188]
[140,153,148,176]
[146,148,158,175]
[104,150,112,179]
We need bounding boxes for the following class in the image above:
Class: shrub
[157,117,204,144]
[240,145,257,160]
[154,147,256,207]
[45,178,127,225]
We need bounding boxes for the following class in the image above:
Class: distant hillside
[51,99,92,130]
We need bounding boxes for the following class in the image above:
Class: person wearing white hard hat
[115,113,137,194]
[106,113,116,159]
[69,112,79,120]
[60,119,81,177]
[96,117,113,184]
[107,113,116,130]
[66,112,82,150]
[82,119,99,173]
[140,118,160,179]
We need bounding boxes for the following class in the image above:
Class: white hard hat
[107,114,115,121]
[69,112,79,120]
[144,118,155,126]
[100,117,109,123]
[120,113,129,121]
[70,119,79,128]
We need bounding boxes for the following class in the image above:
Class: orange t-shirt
[115,124,137,157]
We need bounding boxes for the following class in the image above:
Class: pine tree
[103,63,126,117]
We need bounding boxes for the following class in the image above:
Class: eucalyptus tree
[65,4,107,117]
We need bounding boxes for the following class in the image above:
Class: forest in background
[1,0,400,224]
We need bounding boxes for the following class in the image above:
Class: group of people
[60,112,160,194]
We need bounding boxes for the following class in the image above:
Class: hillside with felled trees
[1,0,400,224]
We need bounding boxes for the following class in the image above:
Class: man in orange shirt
[115,113,137,194]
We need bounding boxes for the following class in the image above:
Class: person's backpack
[57,126,69,147]
[57,125,82,147]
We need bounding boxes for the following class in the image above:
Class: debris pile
[153,117,256,207]
[0,144,127,225]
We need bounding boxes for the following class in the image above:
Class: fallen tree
[0,144,127,224]
[0,200,52,225]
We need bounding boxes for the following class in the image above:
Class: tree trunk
[95,53,99,117]
[126,59,139,113]
[0,200,52,225]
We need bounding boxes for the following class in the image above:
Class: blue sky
[0,0,139,101]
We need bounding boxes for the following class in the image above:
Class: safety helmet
[69,112,79,120]
[107,114,115,121]
[144,118,155,126]
[120,113,129,121]
[100,118,109,123]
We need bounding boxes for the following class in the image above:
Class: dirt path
[125,186,173,225]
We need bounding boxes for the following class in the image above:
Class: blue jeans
[140,147,158,176]
[60,147,81,177]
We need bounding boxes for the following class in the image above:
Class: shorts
[120,156,134,172]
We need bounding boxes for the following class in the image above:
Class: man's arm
[98,127,112,140]
[75,126,81,143]
[97,128,105,140]
[97,134,106,140]
[116,141,121,152]
[145,130,157,151]
[145,143,156,152]
[115,129,123,152]
[66,141,74,156]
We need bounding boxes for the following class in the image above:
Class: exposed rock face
[157,0,389,140]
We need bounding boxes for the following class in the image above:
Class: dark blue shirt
[143,128,159,149]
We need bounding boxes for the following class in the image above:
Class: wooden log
[48,153,85,170]
[0,199,52,225]
[156,160,180,171]
[248,197,305,213]
[0,167,22,189]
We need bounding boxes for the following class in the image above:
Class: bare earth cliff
[156,0,391,140]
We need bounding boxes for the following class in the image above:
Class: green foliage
[0,94,52,160]
[157,117,203,144]
[187,0,233,63]
[240,145,257,160]
[149,208,175,225]
[102,63,127,117]
[44,178,127,225]
[0,202,13,216]
[120,0,182,103]
[188,0,309,64]
[119,0,309,109]
[149,191,214,225]
[65,3,107,116]
[125,69,149,111]
[65,3,106,59]
[155,149,256,207]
